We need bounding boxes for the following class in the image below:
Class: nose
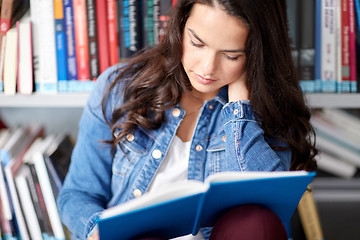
[202,51,217,76]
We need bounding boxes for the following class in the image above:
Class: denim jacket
[57,65,291,240]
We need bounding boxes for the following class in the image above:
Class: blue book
[98,171,316,240]
[54,0,68,92]
[63,0,78,91]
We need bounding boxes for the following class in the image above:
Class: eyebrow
[187,28,245,53]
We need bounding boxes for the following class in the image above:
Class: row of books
[311,108,360,179]
[0,124,73,239]
[0,0,176,95]
[288,0,360,93]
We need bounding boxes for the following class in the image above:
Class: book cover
[54,0,69,92]
[118,0,144,59]
[107,0,119,65]
[86,0,99,80]
[95,0,110,74]
[98,171,315,240]
[142,0,158,48]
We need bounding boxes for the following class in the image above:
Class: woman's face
[181,3,248,100]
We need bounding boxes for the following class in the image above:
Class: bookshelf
[0,93,89,108]
[1,93,360,108]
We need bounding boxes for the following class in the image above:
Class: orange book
[73,0,90,80]
[107,0,119,65]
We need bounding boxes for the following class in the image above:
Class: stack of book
[0,125,74,239]
[0,0,175,95]
[311,108,360,178]
[287,0,360,93]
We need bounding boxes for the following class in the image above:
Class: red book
[107,0,119,66]
[341,0,350,92]
[96,0,110,74]
[348,0,357,92]
[73,0,90,80]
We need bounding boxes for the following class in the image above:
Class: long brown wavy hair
[102,0,318,171]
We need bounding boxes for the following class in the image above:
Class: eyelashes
[189,40,240,61]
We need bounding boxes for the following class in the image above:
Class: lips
[195,73,216,85]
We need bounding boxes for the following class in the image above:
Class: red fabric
[210,205,287,240]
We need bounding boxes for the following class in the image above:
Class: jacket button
[222,135,226,142]
[152,149,162,159]
[172,108,181,117]
[208,104,214,110]
[126,134,135,142]
[233,109,239,115]
[195,145,203,151]
[133,189,142,198]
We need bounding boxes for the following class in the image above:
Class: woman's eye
[190,40,204,48]
[224,54,240,61]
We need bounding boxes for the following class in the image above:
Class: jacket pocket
[112,128,153,178]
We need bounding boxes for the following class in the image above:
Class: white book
[4,162,30,240]
[320,109,360,143]
[15,166,43,239]
[0,126,28,165]
[17,12,33,95]
[321,0,337,92]
[31,0,58,93]
[3,27,18,95]
[32,136,65,240]
[0,162,12,220]
[311,113,360,153]
[316,134,360,167]
[316,152,357,179]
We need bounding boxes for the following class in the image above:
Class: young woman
[58,0,317,239]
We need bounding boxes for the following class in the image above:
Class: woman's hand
[228,71,249,102]
[87,230,99,240]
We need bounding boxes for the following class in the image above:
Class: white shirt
[148,135,203,240]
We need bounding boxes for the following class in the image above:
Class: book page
[205,170,309,183]
[101,180,208,219]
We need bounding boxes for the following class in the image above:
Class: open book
[98,171,316,240]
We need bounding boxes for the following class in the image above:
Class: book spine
[17,20,34,95]
[107,0,119,65]
[0,0,16,92]
[118,0,144,59]
[33,152,65,240]
[143,0,154,47]
[3,27,18,95]
[63,0,78,92]
[26,164,54,237]
[15,170,43,240]
[158,0,172,42]
[95,0,110,74]
[341,0,351,92]
[73,0,90,83]
[348,0,357,92]
[36,0,58,93]
[321,0,337,92]
[314,0,322,92]
[54,0,68,93]
[86,0,99,81]
[153,0,160,45]
[299,0,316,93]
